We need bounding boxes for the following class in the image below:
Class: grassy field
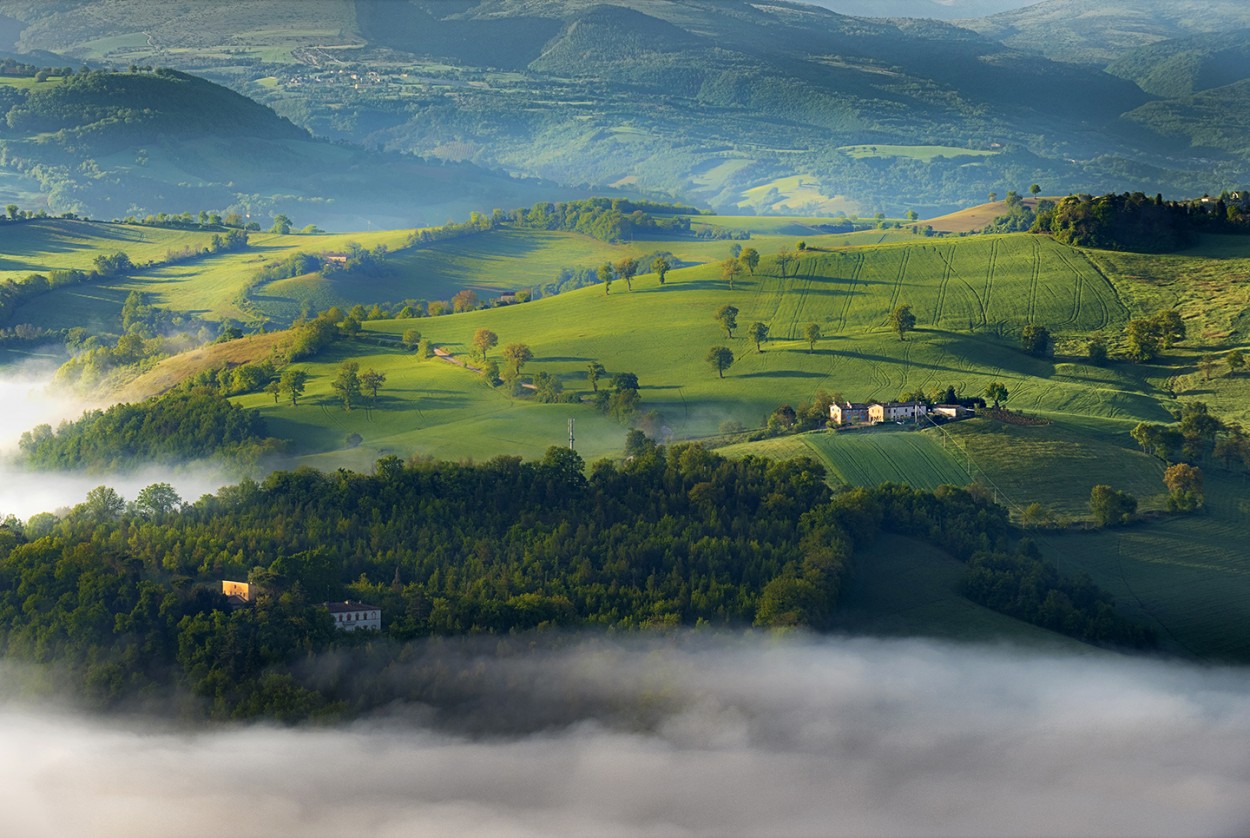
[720,426,969,490]
[838,144,1000,162]
[6,225,415,328]
[833,533,1091,650]
[1037,468,1250,662]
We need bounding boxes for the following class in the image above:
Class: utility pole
[568,418,575,451]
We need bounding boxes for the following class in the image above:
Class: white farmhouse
[325,601,382,631]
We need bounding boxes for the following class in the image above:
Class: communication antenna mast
[568,418,575,451]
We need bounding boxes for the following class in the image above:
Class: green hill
[0,67,569,228]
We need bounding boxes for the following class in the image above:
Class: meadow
[5,213,1250,659]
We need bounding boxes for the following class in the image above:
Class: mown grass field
[1037,469,1250,661]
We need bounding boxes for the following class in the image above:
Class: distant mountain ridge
[0,0,1246,218]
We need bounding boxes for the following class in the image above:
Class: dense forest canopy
[0,445,1151,719]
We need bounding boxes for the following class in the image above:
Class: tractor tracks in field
[836,251,864,334]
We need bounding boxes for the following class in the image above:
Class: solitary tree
[503,342,533,377]
[804,322,821,353]
[716,304,739,338]
[889,304,916,340]
[749,321,769,352]
[1021,324,1051,356]
[616,257,639,291]
[472,328,498,360]
[361,368,387,400]
[598,262,614,295]
[775,251,795,278]
[652,256,670,285]
[985,381,1009,408]
[721,258,743,291]
[1030,183,1041,195]
[331,361,362,410]
[401,328,422,350]
[279,368,308,406]
[739,247,760,275]
[586,360,606,392]
[1226,348,1246,376]
[707,345,734,378]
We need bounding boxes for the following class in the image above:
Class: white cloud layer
[0,367,232,518]
[2,636,1249,838]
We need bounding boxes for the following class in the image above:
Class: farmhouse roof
[325,601,380,614]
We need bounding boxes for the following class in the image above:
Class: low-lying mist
[0,367,232,518]
[3,634,1248,838]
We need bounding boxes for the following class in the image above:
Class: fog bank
[3,636,1249,837]
[0,368,232,517]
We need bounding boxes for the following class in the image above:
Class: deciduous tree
[1163,463,1204,511]
[716,304,739,338]
[804,322,821,353]
[361,368,386,400]
[586,361,606,392]
[503,343,533,377]
[279,368,308,406]
[707,346,734,378]
[985,381,1008,408]
[652,256,670,285]
[749,321,769,352]
[739,247,760,275]
[615,257,639,291]
[331,362,361,411]
[889,304,916,340]
[1020,324,1050,356]
[472,328,498,360]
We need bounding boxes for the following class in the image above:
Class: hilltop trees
[889,304,916,340]
[716,304,739,338]
[707,346,734,378]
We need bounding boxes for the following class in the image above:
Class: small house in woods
[868,401,929,423]
[830,401,871,425]
[324,601,382,631]
[221,580,252,609]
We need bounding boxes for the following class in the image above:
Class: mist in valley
[0,368,231,519]
[2,634,1248,838]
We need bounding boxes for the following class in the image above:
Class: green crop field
[720,426,969,490]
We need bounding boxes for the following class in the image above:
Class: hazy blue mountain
[797,0,1040,20]
[0,0,1245,217]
